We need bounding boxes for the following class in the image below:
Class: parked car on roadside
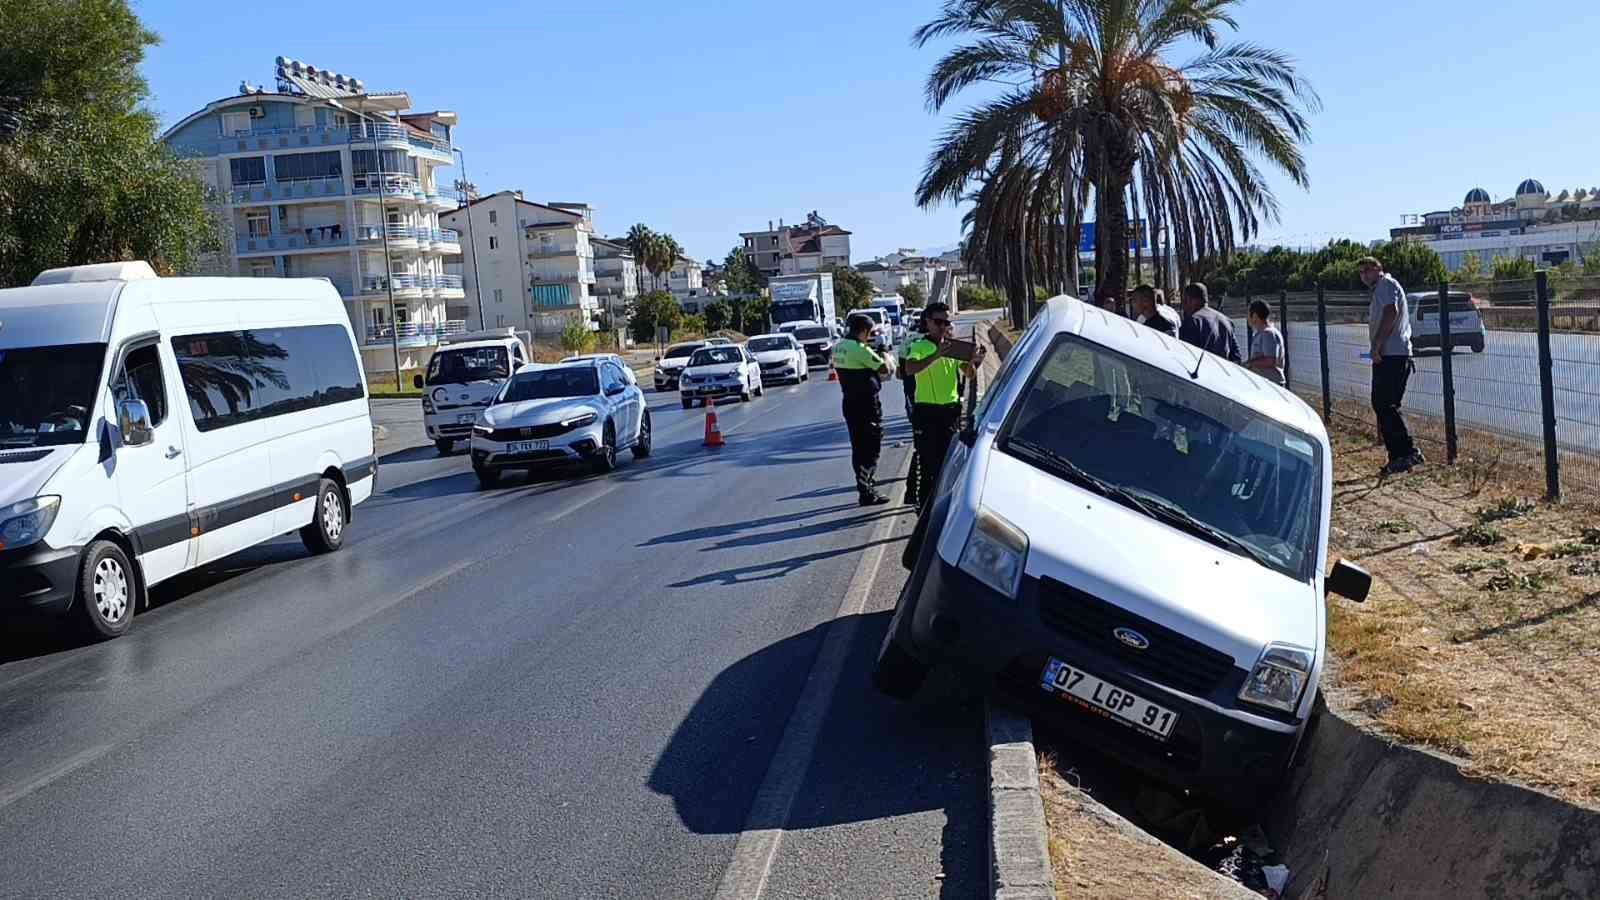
[652,341,708,392]
[678,344,763,407]
[0,262,375,640]
[873,294,1371,814]
[419,330,529,455]
[1409,290,1486,353]
[470,358,649,488]
[745,333,810,385]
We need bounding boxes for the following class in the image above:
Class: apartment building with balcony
[739,211,851,278]
[440,192,601,336]
[591,237,639,326]
[667,256,705,300]
[161,59,464,375]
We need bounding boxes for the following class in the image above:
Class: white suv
[874,296,1371,814]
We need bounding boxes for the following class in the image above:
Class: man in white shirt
[1360,256,1423,475]
[1246,300,1285,385]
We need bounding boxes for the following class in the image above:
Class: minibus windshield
[0,343,106,447]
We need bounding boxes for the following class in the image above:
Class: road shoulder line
[986,703,1055,900]
[711,461,907,900]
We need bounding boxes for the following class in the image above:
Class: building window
[221,111,251,136]
[489,236,499,250]
[350,149,416,177]
[294,106,316,128]
[230,157,267,185]
[248,261,274,278]
[272,150,341,182]
[493,288,504,304]
[488,210,498,225]
[245,211,271,238]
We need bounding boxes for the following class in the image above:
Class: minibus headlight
[1238,643,1314,714]
[0,496,61,551]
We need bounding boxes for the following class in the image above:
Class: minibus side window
[114,344,169,427]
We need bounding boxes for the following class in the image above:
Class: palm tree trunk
[1099,149,1136,316]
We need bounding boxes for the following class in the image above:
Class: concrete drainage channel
[976,322,1600,899]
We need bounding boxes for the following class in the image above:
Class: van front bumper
[903,557,1301,804]
[1,544,80,615]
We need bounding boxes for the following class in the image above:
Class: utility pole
[452,148,484,329]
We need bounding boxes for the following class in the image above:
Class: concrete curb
[986,702,1055,900]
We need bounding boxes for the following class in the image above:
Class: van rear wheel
[300,478,346,555]
[74,540,136,640]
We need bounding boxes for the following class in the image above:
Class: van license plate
[1041,657,1179,740]
[508,440,549,453]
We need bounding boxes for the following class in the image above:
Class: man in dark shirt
[1132,284,1179,336]
[1178,282,1242,362]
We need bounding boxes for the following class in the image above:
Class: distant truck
[416,329,531,455]
[769,273,837,332]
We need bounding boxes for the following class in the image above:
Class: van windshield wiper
[1116,486,1281,572]
[1005,439,1159,517]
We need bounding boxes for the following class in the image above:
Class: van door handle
[165,446,183,459]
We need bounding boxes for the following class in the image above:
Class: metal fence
[1215,272,1600,500]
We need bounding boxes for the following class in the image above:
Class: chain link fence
[1215,272,1600,500]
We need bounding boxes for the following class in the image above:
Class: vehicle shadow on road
[702,507,916,552]
[647,611,984,898]
[668,536,906,588]
[378,444,440,465]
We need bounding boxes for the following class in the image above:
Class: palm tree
[654,234,683,293]
[916,0,1318,312]
[626,223,656,290]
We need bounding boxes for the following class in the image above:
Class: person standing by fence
[1178,283,1242,362]
[1360,256,1424,475]
[1246,300,1286,385]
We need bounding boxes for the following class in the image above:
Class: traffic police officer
[901,303,984,504]
[896,310,926,506]
[833,313,892,506]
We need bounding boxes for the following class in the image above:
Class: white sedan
[745,333,810,385]
[470,359,650,487]
[679,344,763,407]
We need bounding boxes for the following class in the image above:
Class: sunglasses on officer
[927,316,951,327]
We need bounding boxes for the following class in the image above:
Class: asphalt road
[0,370,984,898]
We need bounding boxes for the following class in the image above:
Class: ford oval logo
[1114,627,1149,650]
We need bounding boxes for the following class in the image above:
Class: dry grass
[1038,756,1255,899]
[1321,416,1600,806]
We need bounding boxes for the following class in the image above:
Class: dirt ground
[1038,758,1257,899]
[1322,411,1600,807]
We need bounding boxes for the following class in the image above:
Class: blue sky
[138,0,1600,263]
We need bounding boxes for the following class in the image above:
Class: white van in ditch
[0,262,375,639]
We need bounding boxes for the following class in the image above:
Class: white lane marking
[0,743,114,812]
[711,462,906,900]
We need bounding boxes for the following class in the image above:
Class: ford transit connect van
[0,262,375,639]
[874,295,1371,812]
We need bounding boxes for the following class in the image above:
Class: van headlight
[957,507,1027,598]
[473,423,494,436]
[1238,643,1313,714]
[0,496,61,551]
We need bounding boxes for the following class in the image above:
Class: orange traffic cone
[827,365,839,382]
[703,409,725,448]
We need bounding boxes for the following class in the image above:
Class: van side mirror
[412,373,424,389]
[118,399,154,447]
[1327,558,1372,602]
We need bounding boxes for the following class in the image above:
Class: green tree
[1374,240,1447,292]
[1315,259,1363,291]
[1491,256,1535,282]
[1454,253,1485,284]
[744,295,772,333]
[957,284,1006,310]
[826,266,875,313]
[915,0,1319,313]
[703,300,731,332]
[626,224,656,289]
[0,0,222,286]
[721,245,765,297]
[899,282,926,307]
[1243,246,1303,296]
[559,316,595,354]
[629,290,680,344]
[680,313,706,336]
[1580,244,1600,273]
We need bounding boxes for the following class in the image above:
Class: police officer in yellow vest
[901,302,985,505]
[833,313,893,506]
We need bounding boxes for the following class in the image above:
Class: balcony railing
[360,274,425,295]
[230,174,348,204]
[352,173,422,198]
[363,319,467,347]
[236,226,352,254]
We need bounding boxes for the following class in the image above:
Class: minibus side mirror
[1327,558,1372,602]
[118,400,154,448]
[412,374,424,390]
